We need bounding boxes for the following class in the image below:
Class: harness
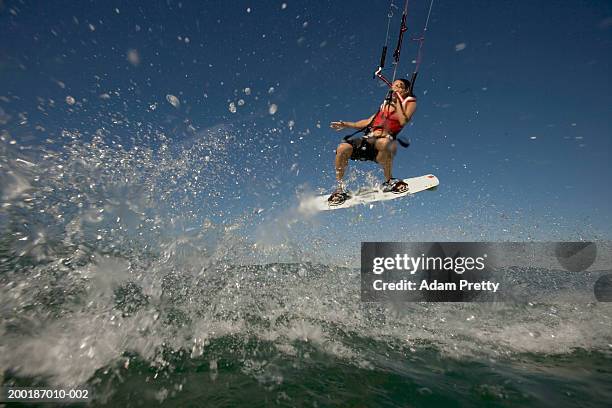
[343,95,415,148]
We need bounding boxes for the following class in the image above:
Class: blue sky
[1,0,611,250]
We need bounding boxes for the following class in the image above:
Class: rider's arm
[394,97,416,126]
[343,114,376,128]
[330,114,375,130]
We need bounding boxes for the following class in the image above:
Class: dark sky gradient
[1,0,611,245]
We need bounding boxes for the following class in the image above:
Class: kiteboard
[300,174,439,212]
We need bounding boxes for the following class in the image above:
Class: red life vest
[371,96,416,136]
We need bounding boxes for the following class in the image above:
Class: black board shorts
[347,136,377,162]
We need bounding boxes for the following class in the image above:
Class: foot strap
[328,191,349,206]
[391,180,409,194]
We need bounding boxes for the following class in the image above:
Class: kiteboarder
[328,78,416,205]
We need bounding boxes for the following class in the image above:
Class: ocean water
[2,258,612,407]
[1,133,611,408]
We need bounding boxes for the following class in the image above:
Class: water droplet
[127,49,140,66]
[166,94,180,108]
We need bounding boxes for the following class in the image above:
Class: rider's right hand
[330,121,346,130]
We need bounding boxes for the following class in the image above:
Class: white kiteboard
[300,174,439,212]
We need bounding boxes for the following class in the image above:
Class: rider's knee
[336,142,353,156]
[376,138,396,154]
